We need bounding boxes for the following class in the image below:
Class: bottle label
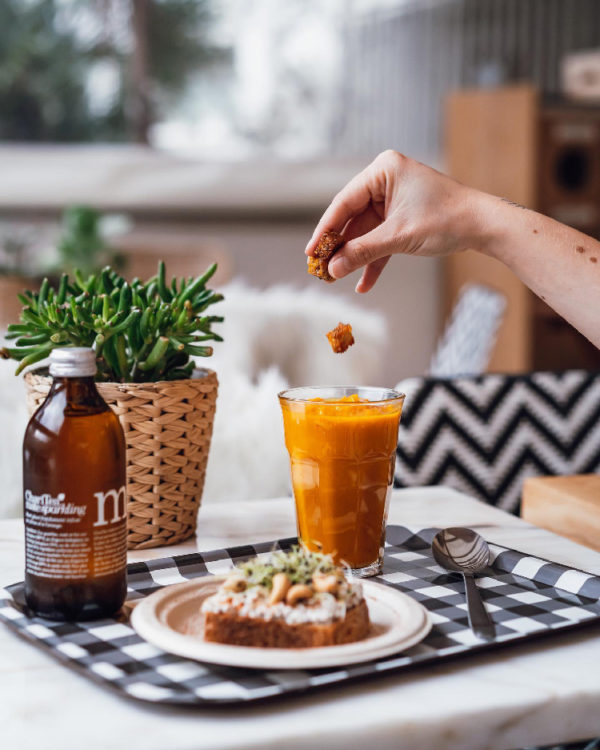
[25,490,87,522]
[25,486,127,579]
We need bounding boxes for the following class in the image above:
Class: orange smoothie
[279,389,404,574]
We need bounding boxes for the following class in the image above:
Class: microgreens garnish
[236,546,337,589]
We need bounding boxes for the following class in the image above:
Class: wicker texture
[24,370,218,549]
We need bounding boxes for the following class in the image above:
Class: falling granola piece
[327,322,355,354]
[308,230,344,282]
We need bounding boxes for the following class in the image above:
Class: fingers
[342,202,382,243]
[305,163,382,255]
[328,222,397,280]
[355,256,390,293]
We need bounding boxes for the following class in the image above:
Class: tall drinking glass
[279,386,405,577]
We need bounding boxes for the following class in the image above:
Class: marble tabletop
[2,487,600,750]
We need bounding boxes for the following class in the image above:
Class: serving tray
[1,525,599,706]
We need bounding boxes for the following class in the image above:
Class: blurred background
[2,0,600,510]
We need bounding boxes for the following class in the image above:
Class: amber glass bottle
[23,348,127,620]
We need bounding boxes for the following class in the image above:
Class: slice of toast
[204,599,369,648]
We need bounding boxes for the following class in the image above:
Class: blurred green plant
[54,206,125,277]
[0,261,224,382]
[0,206,127,281]
[0,233,32,278]
[0,0,225,143]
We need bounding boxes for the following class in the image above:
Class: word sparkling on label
[24,490,86,517]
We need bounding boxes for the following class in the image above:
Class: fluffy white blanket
[203,281,388,503]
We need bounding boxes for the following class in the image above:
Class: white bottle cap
[49,347,97,378]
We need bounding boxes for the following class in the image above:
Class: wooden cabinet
[444,84,600,373]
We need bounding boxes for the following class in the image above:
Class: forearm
[305,149,600,339]
[473,191,600,348]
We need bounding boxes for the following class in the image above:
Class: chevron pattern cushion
[394,370,600,514]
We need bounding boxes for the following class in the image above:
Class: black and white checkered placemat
[1,526,599,706]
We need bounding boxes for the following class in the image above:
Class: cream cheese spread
[202,580,363,625]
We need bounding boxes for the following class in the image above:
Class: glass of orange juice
[278,386,405,577]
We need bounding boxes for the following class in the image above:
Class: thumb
[329,223,397,279]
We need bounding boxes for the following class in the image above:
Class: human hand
[305,150,481,292]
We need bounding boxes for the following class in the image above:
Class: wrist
[461,188,508,260]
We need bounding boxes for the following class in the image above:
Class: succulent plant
[0,261,223,382]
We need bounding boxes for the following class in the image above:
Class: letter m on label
[93,486,127,527]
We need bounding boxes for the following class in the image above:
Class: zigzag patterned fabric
[394,370,600,514]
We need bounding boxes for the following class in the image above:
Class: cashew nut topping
[268,572,292,605]
[312,573,339,595]
[222,575,247,593]
[286,583,314,606]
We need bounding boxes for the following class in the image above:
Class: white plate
[130,576,432,670]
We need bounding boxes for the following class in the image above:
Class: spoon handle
[463,572,495,640]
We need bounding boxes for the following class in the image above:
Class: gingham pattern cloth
[1,526,599,706]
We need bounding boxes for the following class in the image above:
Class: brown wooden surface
[444,85,538,373]
[521,474,600,552]
[445,84,539,206]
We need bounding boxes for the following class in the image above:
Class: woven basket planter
[24,369,218,550]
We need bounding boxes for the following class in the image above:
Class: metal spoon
[432,527,496,641]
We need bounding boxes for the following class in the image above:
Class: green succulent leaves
[1,262,224,382]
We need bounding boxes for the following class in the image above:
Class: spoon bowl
[432,527,491,574]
